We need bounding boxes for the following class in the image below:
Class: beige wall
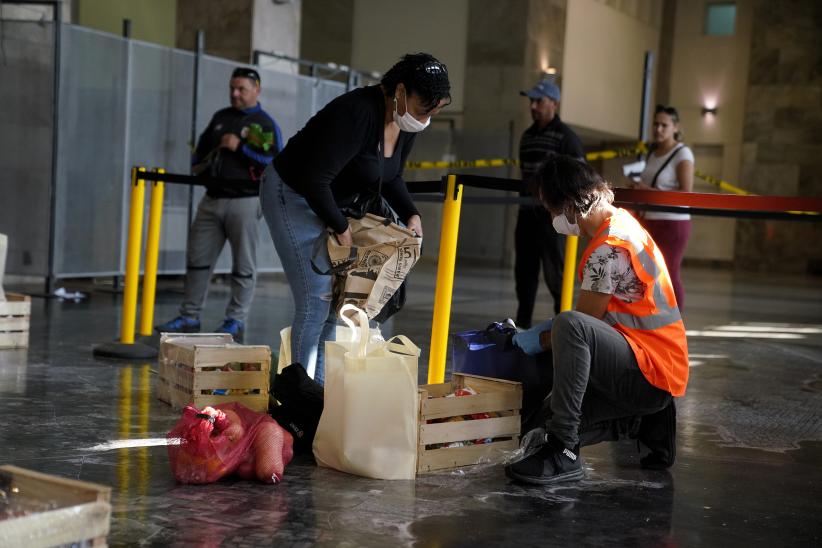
[669,0,753,185]
[667,0,753,262]
[76,0,176,46]
[350,0,468,113]
[689,145,737,262]
[561,0,662,140]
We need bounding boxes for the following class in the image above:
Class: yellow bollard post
[427,174,463,384]
[120,167,146,344]
[559,235,579,311]
[139,168,165,336]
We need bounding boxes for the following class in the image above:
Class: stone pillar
[736,0,822,274]
[176,0,254,61]
[299,0,354,67]
[655,0,678,106]
[252,0,302,61]
[176,0,301,63]
[463,0,569,152]
[463,0,527,131]
[462,0,568,266]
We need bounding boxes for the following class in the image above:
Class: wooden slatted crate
[0,293,30,349]
[0,465,111,547]
[417,373,522,473]
[157,333,271,413]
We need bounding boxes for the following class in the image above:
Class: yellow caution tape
[405,158,518,170]
[694,169,750,196]
[586,143,647,162]
[404,142,646,171]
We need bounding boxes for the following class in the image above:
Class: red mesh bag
[167,402,294,484]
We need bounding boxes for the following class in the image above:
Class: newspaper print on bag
[326,214,422,319]
[393,245,418,280]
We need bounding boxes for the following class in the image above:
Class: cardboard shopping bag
[323,214,421,320]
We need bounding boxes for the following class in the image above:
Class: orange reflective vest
[579,208,689,396]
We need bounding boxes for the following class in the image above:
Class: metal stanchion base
[93,340,158,359]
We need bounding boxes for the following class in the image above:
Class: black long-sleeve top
[273,85,420,234]
[194,103,283,198]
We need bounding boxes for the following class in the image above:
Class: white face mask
[393,91,430,133]
[552,212,580,236]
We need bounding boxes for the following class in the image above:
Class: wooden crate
[0,465,111,547]
[417,373,522,473]
[157,333,271,413]
[0,293,30,349]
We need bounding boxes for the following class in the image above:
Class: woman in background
[633,105,694,310]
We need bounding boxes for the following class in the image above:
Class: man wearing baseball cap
[156,66,283,342]
[514,77,584,328]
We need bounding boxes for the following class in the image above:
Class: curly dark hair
[529,153,614,218]
[381,53,452,113]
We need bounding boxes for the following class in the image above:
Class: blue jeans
[260,165,337,384]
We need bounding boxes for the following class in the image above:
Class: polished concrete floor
[1,262,821,547]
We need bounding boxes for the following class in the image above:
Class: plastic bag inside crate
[167,402,293,484]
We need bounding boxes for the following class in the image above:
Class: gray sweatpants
[547,310,671,447]
[180,195,261,322]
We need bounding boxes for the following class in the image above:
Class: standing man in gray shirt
[156,67,282,342]
[515,78,584,327]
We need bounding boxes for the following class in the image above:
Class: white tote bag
[313,305,420,479]
[277,323,385,375]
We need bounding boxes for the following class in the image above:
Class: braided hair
[530,153,614,219]
[381,53,452,113]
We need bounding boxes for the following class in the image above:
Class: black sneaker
[638,400,677,470]
[505,433,584,485]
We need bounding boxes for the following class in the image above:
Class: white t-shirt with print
[581,244,647,304]
[640,145,694,221]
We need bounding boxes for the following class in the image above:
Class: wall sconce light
[702,106,718,116]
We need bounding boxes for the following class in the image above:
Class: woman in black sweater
[261,53,451,383]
